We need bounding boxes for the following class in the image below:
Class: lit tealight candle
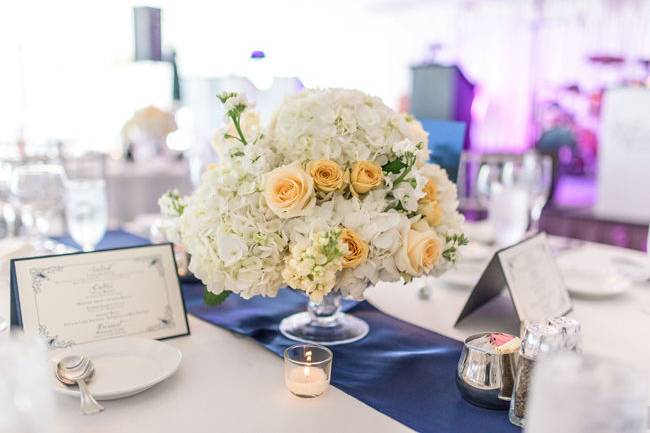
[284,344,332,398]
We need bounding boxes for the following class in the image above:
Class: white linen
[0,242,409,433]
[0,235,648,432]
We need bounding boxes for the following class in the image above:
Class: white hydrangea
[160,87,467,304]
[392,138,418,157]
[176,143,288,299]
[157,189,186,244]
[265,88,429,168]
[391,172,427,213]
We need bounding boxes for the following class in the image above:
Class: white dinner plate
[560,266,631,299]
[439,260,487,288]
[461,242,494,262]
[50,337,182,400]
[610,255,650,283]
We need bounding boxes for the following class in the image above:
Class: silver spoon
[56,355,104,415]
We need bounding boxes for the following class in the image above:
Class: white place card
[455,233,572,325]
[10,244,189,348]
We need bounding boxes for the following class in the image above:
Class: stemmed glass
[63,154,108,251]
[64,180,108,251]
[476,156,530,247]
[0,159,18,238]
[458,151,553,240]
[10,163,66,252]
[521,152,552,233]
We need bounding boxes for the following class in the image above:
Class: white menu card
[455,233,572,325]
[498,234,572,321]
[10,244,189,348]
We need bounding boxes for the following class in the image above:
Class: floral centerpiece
[160,88,467,344]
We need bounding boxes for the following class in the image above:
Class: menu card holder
[455,233,572,326]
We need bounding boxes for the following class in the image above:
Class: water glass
[487,184,529,247]
[0,159,19,238]
[521,152,552,233]
[284,344,332,398]
[65,180,108,251]
[10,164,66,250]
[526,353,647,433]
[476,157,530,247]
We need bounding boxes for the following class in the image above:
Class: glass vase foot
[279,292,369,345]
[279,311,369,345]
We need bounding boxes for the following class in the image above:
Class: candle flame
[305,350,312,363]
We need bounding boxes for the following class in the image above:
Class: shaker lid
[521,321,561,358]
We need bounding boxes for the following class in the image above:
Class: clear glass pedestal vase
[279,293,369,345]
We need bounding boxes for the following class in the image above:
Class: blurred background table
[106,158,192,225]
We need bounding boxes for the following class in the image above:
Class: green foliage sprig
[204,288,231,306]
[442,233,469,262]
[217,92,249,145]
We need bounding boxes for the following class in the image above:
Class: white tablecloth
[1,235,648,432]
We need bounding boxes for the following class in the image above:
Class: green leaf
[382,158,407,174]
[203,289,231,306]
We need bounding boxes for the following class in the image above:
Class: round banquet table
[106,158,193,225]
[0,233,648,433]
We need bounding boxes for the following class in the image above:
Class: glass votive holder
[284,344,332,398]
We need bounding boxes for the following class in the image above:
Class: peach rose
[396,226,442,276]
[306,160,346,192]
[264,163,314,218]
[340,228,369,269]
[419,201,443,227]
[421,179,438,203]
[350,160,382,195]
[418,178,443,227]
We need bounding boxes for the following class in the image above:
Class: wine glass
[0,159,18,238]
[521,152,552,233]
[457,151,488,215]
[10,163,66,251]
[476,156,530,247]
[65,179,108,251]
